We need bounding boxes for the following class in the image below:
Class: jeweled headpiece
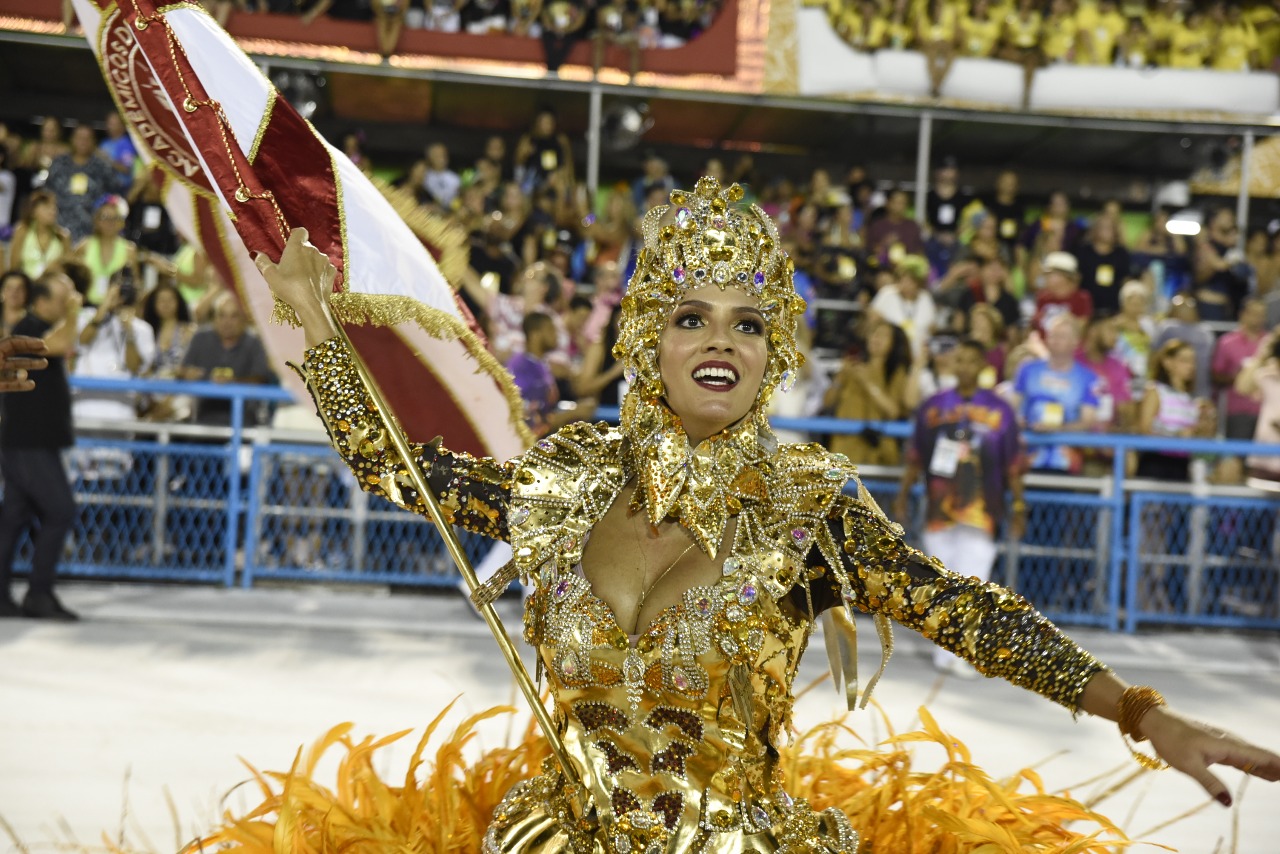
[613,177,806,408]
[613,177,808,555]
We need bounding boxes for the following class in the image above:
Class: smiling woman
[238,177,1280,854]
[657,288,767,446]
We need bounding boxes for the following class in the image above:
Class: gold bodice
[296,338,1107,854]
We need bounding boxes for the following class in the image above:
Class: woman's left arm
[808,490,1280,801]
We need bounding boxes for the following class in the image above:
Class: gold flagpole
[120,0,588,826]
[328,318,587,818]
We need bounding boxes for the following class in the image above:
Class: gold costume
[290,180,1106,853]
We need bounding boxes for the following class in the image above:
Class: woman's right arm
[1137,382,1160,435]
[5,224,24,271]
[259,229,514,541]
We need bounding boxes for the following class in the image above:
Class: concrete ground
[1,582,1277,853]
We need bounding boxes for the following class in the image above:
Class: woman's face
[40,117,60,143]
[95,206,125,237]
[1165,347,1196,385]
[154,287,179,320]
[976,216,996,241]
[485,135,506,161]
[657,285,768,445]
[970,310,993,342]
[1122,288,1149,317]
[518,264,551,305]
[606,191,630,221]
[1,275,27,309]
[33,197,57,227]
[502,183,525,211]
[867,323,892,358]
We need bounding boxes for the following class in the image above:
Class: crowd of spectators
[173,0,725,68]
[0,113,274,441]
[814,0,1280,98]
[3,109,1280,496]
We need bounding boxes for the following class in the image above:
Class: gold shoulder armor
[508,422,627,580]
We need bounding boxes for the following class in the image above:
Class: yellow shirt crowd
[814,0,1279,72]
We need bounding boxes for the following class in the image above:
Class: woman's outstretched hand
[1143,706,1280,807]
[254,227,341,347]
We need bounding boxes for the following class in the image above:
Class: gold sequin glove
[810,494,1108,713]
[293,337,514,541]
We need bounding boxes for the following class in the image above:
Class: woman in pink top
[1137,339,1216,613]
[1235,331,1280,490]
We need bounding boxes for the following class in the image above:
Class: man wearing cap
[1033,250,1094,338]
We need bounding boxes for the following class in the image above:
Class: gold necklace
[636,537,697,619]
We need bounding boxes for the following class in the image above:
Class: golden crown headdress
[612,177,806,409]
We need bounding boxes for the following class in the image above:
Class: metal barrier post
[351,477,369,573]
[1125,493,1143,633]
[224,394,245,588]
[152,429,171,566]
[241,438,268,589]
[1108,449,1127,633]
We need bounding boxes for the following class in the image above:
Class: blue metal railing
[3,377,1276,633]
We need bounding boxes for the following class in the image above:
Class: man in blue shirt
[1013,314,1099,474]
[97,112,138,195]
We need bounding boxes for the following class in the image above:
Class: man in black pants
[0,272,83,621]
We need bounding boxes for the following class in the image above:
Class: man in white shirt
[422,142,461,208]
[73,277,156,429]
[869,254,937,361]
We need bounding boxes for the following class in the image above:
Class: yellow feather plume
[187,704,1163,853]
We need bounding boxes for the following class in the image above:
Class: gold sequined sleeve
[810,493,1108,713]
[292,336,513,541]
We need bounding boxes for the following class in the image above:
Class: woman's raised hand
[254,228,340,347]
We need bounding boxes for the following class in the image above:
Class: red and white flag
[71,0,531,460]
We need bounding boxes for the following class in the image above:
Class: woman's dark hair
[1151,338,1192,388]
[20,189,57,227]
[141,282,191,333]
[865,319,912,384]
[0,270,32,308]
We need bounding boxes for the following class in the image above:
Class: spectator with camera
[1194,208,1250,322]
[0,271,83,621]
[72,274,156,429]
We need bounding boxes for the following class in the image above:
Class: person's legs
[926,525,997,671]
[0,449,36,614]
[17,449,78,620]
